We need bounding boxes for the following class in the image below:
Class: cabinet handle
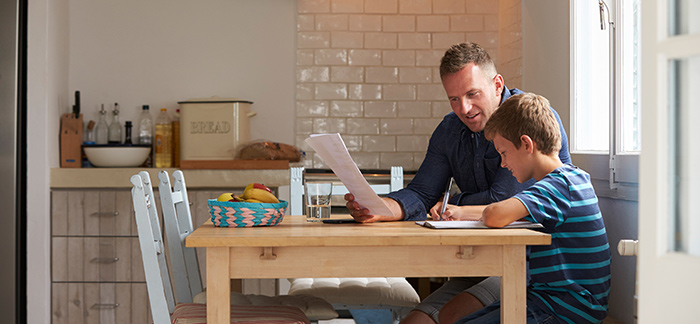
[91,303,120,309]
[91,212,119,217]
[90,257,119,263]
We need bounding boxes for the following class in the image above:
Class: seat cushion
[171,303,310,324]
[287,278,420,307]
[192,291,338,321]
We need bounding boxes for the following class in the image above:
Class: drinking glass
[304,182,332,222]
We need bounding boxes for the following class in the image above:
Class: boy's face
[441,63,504,133]
[493,134,533,183]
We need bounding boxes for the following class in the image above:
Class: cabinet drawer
[52,237,143,282]
[52,282,150,324]
[52,190,136,236]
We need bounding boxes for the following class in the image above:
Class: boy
[455,93,611,323]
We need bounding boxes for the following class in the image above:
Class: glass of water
[304,181,333,222]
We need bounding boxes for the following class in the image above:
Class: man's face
[493,134,532,183]
[441,63,503,133]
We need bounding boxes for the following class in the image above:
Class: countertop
[50,168,290,189]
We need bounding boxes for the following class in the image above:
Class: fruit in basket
[216,193,235,202]
[241,183,279,203]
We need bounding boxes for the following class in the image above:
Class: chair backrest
[289,166,404,215]
[158,170,203,303]
[130,171,175,324]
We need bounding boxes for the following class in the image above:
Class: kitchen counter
[50,168,290,189]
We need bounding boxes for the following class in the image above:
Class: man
[344,43,571,324]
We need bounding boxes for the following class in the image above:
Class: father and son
[343,43,611,324]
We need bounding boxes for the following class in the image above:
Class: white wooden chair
[131,171,311,324]
[156,170,338,322]
[287,166,420,324]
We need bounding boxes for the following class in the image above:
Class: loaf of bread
[237,141,302,162]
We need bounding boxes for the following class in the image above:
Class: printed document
[305,133,395,216]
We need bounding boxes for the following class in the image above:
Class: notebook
[415,220,544,229]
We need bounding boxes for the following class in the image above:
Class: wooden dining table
[186,215,551,324]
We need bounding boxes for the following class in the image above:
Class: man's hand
[344,193,403,223]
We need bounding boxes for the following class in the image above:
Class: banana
[244,198,265,203]
[242,187,280,203]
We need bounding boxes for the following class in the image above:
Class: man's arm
[481,197,529,228]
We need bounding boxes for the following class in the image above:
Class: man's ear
[520,135,535,153]
[493,74,504,97]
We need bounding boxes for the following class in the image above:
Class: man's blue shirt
[386,87,572,221]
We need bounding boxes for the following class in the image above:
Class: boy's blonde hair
[484,93,561,155]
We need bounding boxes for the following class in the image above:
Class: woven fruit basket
[207,199,288,227]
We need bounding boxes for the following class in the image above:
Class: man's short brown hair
[484,93,561,155]
[439,42,497,79]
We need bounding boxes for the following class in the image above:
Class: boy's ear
[519,135,535,153]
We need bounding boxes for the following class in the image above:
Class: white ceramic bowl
[84,145,151,167]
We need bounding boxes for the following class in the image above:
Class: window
[571,0,641,189]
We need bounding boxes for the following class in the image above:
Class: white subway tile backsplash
[331,66,364,83]
[299,0,330,14]
[348,49,382,65]
[383,50,416,66]
[416,16,450,32]
[349,84,382,100]
[316,14,349,31]
[417,84,446,100]
[347,118,380,134]
[399,67,432,83]
[331,0,364,13]
[366,67,399,83]
[297,101,330,117]
[397,135,430,151]
[331,100,363,117]
[295,0,523,171]
[315,49,348,65]
[365,101,397,118]
[331,31,364,48]
[399,0,432,14]
[365,0,398,14]
[315,83,348,100]
[349,15,382,31]
[383,16,416,32]
[298,32,331,48]
[364,32,398,49]
[381,118,413,135]
[433,0,466,14]
[398,33,432,49]
[451,15,484,32]
[380,152,414,169]
[298,15,315,31]
[298,66,330,82]
[432,33,466,49]
[363,135,396,152]
[398,101,431,117]
[383,84,416,100]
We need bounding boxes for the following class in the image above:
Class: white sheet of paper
[415,220,544,229]
[305,133,395,216]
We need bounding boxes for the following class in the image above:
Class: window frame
[570,0,639,201]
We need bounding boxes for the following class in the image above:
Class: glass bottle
[108,102,122,144]
[138,105,154,167]
[95,104,109,144]
[124,121,133,145]
[155,108,172,168]
[172,108,180,167]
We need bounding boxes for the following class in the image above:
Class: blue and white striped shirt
[513,165,611,324]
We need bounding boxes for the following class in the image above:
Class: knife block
[60,113,83,168]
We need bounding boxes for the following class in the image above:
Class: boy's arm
[482,197,530,228]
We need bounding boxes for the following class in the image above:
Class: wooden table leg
[501,245,527,324]
[207,247,230,324]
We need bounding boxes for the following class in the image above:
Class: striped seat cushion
[170,303,310,324]
[192,291,338,321]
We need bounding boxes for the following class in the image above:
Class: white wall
[522,1,637,323]
[27,1,296,322]
[68,0,297,144]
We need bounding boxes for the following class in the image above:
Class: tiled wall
[296,0,522,171]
